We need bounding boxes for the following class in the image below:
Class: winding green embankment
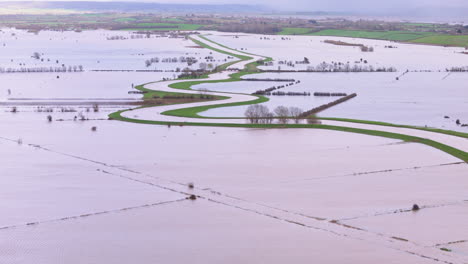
[109,35,468,162]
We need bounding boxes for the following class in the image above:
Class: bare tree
[32,52,41,60]
[245,105,271,124]
[274,106,290,124]
[199,62,207,71]
[289,107,304,124]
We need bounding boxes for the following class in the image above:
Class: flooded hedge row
[299,93,358,117]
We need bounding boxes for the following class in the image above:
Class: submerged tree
[288,107,304,124]
[245,105,272,124]
[274,106,290,124]
[32,52,41,60]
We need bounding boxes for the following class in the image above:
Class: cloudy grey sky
[164,0,466,10]
[1,0,467,14]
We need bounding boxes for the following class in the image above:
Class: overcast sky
[1,0,467,14]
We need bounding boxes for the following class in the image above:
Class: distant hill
[0,1,269,14]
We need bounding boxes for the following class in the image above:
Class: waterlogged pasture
[0,28,234,70]
[198,71,468,132]
[0,113,466,262]
[207,33,468,71]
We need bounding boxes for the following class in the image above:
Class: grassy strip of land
[135,82,220,100]
[121,23,202,31]
[409,35,468,47]
[278,27,313,35]
[163,95,268,118]
[198,35,273,72]
[196,35,273,73]
[319,117,468,139]
[190,37,252,61]
[168,71,252,90]
[199,35,272,60]
[307,29,434,41]
[131,82,229,106]
[109,111,468,162]
[281,29,468,47]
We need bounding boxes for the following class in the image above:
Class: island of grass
[134,83,229,106]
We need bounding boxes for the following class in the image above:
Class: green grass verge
[135,82,207,100]
[198,35,271,59]
[168,71,252,90]
[109,110,468,162]
[197,35,272,72]
[162,95,268,118]
[409,35,468,47]
[190,37,252,61]
[120,23,201,31]
[278,27,313,35]
[135,23,201,30]
[307,29,434,41]
[304,29,468,47]
[319,117,468,139]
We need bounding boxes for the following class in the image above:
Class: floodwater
[207,32,468,71]
[0,29,467,263]
[0,28,233,70]
[199,71,468,132]
[1,112,466,263]
[197,33,468,132]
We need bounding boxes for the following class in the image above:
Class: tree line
[0,65,84,73]
[245,105,304,124]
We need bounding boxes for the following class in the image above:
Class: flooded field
[1,113,467,263]
[1,28,467,263]
[199,71,468,132]
[207,33,468,71]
